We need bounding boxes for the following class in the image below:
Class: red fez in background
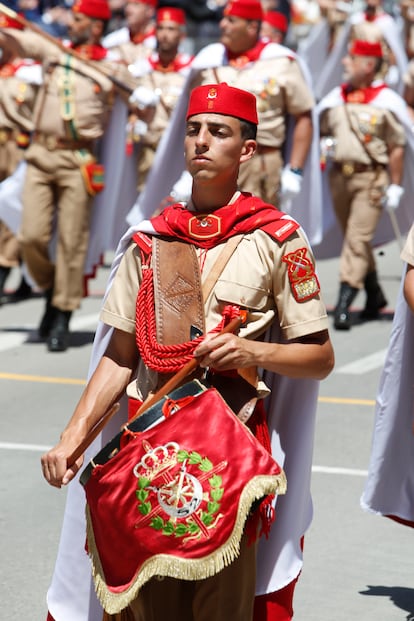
[0,13,25,29]
[263,11,288,33]
[224,0,264,21]
[156,7,186,25]
[72,0,111,20]
[127,0,157,6]
[349,39,383,58]
[186,83,258,125]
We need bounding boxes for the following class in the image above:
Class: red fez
[263,11,288,33]
[72,0,111,20]
[350,39,383,58]
[0,13,24,29]
[224,0,264,21]
[187,83,258,125]
[156,7,186,25]
[127,0,157,6]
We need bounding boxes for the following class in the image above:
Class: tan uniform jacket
[101,226,328,400]
[5,29,114,141]
[196,57,315,148]
[0,64,38,133]
[320,101,406,164]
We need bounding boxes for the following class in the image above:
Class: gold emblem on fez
[207,87,218,99]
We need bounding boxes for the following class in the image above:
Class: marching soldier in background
[127,6,194,195]
[0,12,41,304]
[102,0,156,59]
[192,0,315,211]
[318,40,407,330]
[260,11,289,44]
[0,0,135,352]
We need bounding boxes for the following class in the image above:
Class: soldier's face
[184,113,256,187]
[156,21,183,53]
[68,12,93,45]
[125,2,153,31]
[342,53,372,85]
[219,15,259,54]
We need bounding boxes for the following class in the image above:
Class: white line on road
[0,313,100,352]
[0,442,369,477]
[334,349,387,375]
[0,441,51,452]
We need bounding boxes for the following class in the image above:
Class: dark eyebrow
[186,120,233,132]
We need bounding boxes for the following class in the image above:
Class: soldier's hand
[383,184,404,211]
[194,333,255,371]
[41,440,84,488]
[280,166,303,201]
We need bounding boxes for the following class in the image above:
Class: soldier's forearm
[288,111,313,170]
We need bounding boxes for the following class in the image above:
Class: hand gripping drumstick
[66,315,243,468]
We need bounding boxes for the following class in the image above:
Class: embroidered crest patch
[134,440,226,541]
[188,214,221,239]
[282,247,320,302]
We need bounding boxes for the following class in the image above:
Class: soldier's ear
[240,139,256,163]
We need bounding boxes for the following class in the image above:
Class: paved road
[1,240,413,620]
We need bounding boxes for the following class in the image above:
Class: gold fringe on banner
[86,472,286,615]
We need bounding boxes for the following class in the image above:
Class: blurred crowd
[0,0,413,351]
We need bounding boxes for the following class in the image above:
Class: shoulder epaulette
[132,231,153,254]
[261,218,300,243]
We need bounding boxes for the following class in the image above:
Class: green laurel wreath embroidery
[136,449,224,537]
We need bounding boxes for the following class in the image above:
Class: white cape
[361,268,414,522]
[46,219,322,618]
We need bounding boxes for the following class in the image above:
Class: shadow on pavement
[360,585,414,620]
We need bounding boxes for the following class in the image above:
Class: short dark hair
[240,119,257,140]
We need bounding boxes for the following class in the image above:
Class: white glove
[383,184,404,211]
[280,166,303,201]
[336,1,353,14]
[129,86,160,110]
[126,118,148,139]
[170,170,193,203]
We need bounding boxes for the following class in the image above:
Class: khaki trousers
[19,143,93,311]
[127,534,257,621]
[328,167,388,289]
[0,140,23,267]
[238,150,283,207]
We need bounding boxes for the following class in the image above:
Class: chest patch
[282,247,320,302]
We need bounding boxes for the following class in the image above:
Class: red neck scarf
[72,43,108,61]
[130,27,155,45]
[340,82,387,103]
[150,192,284,249]
[148,52,194,73]
[226,39,269,68]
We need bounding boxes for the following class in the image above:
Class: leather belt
[33,132,93,151]
[256,144,280,155]
[333,161,386,177]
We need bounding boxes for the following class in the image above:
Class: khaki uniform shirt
[101,225,328,400]
[0,63,38,133]
[401,223,414,264]
[6,30,115,141]
[196,57,314,148]
[139,70,188,148]
[320,102,406,164]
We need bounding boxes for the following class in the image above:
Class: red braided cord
[135,264,240,373]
